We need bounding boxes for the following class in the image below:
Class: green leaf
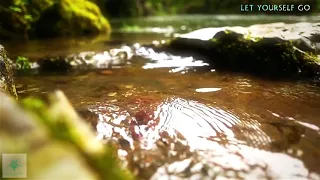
[9,6,22,13]
[24,14,33,21]
[16,56,31,70]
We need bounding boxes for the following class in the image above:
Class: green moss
[57,0,111,36]
[16,56,32,70]
[251,37,262,42]
[164,39,173,46]
[303,52,320,64]
[242,31,262,43]
[211,38,218,43]
[223,29,232,34]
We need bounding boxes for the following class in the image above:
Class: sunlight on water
[89,97,272,150]
[135,46,209,70]
[85,96,320,179]
[268,110,320,132]
[195,88,222,92]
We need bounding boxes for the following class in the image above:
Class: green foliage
[24,14,33,21]
[1,0,110,39]
[9,6,22,12]
[16,56,31,70]
[10,0,33,22]
[0,0,34,39]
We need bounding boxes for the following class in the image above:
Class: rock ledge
[166,22,320,78]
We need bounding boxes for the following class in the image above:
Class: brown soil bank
[164,22,320,78]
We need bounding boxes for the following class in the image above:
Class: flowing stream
[3,15,320,179]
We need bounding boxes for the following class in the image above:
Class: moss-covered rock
[34,0,110,37]
[165,23,320,78]
[0,44,18,98]
[60,0,110,34]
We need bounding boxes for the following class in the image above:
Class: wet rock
[0,44,18,98]
[37,56,73,73]
[76,107,100,129]
[166,23,320,78]
[0,90,133,179]
[31,45,133,72]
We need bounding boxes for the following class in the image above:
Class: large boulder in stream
[165,22,320,78]
[0,0,111,39]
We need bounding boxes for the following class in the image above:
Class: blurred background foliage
[0,0,319,40]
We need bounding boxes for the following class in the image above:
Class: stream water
[3,15,320,179]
